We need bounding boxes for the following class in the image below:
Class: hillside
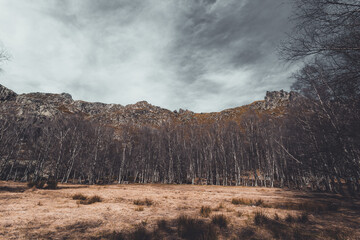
[0,84,299,130]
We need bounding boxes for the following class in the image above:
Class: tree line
[0,99,359,194]
[0,0,359,194]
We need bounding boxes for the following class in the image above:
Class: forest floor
[0,181,360,240]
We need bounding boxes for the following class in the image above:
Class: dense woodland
[0,0,359,194]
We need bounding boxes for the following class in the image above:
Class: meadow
[1,181,359,239]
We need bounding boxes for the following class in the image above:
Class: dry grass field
[1,181,360,240]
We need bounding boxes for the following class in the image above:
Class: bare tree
[0,49,9,72]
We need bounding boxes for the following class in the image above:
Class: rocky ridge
[0,84,299,129]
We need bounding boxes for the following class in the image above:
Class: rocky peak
[0,83,300,130]
[178,108,194,114]
[61,92,72,100]
[251,90,299,110]
[129,101,153,109]
[0,84,17,102]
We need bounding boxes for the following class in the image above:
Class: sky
[0,0,297,112]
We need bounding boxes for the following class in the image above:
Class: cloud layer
[0,0,296,112]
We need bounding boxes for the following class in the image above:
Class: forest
[0,0,359,195]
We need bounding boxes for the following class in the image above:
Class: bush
[231,198,266,207]
[231,198,253,205]
[79,195,102,205]
[46,180,58,189]
[72,193,87,201]
[254,199,264,206]
[211,214,228,229]
[133,198,153,206]
[27,180,46,189]
[200,206,212,217]
[87,195,102,204]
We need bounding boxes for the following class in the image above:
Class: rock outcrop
[251,90,299,111]
[0,84,17,101]
[0,85,299,129]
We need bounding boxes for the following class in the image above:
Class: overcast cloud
[0,0,297,112]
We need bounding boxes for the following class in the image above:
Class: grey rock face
[251,90,299,110]
[0,84,299,131]
[61,92,72,100]
[0,84,17,101]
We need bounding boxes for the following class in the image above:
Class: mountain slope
[0,84,298,129]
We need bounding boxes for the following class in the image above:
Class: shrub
[176,215,217,240]
[27,180,46,189]
[133,198,153,206]
[254,199,264,206]
[200,206,212,217]
[46,180,58,189]
[231,198,253,205]
[87,195,102,204]
[231,198,266,206]
[27,181,35,188]
[254,211,269,226]
[79,195,102,205]
[72,193,87,201]
[211,214,228,229]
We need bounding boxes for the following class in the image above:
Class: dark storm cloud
[0,0,296,112]
[160,0,296,111]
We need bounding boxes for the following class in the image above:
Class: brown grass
[231,197,253,205]
[78,195,102,205]
[213,202,225,211]
[72,193,87,200]
[211,214,228,229]
[135,206,144,211]
[176,215,217,240]
[231,197,265,207]
[133,198,153,206]
[200,205,212,217]
[0,181,359,239]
